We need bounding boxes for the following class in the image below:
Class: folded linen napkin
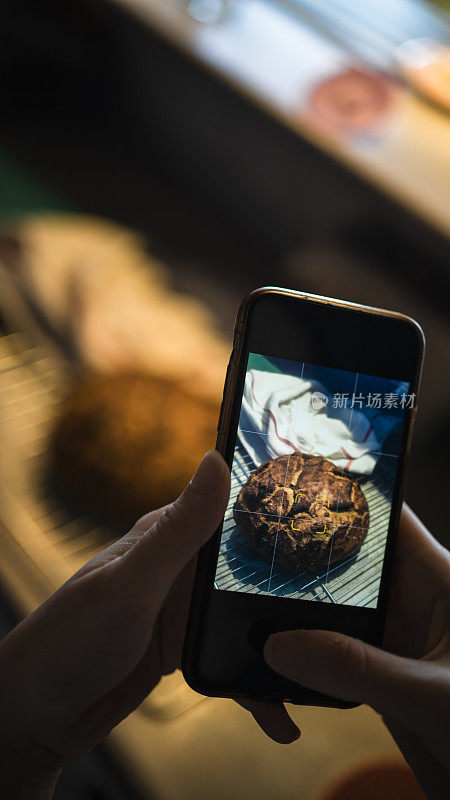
[238,369,406,474]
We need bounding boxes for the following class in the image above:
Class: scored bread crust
[233,453,369,572]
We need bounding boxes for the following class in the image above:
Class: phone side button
[217,355,234,432]
[217,400,225,433]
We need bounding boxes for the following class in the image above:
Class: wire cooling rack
[215,443,395,608]
[0,332,112,586]
[0,331,202,719]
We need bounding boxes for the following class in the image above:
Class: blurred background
[0,0,449,798]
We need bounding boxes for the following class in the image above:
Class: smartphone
[182,287,424,708]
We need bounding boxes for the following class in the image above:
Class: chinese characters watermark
[329,392,416,410]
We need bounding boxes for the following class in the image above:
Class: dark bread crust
[233,453,369,572]
[52,372,218,525]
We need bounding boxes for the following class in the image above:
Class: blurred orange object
[317,757,426,800]
[397,38,450,113]
[308,67,399,134]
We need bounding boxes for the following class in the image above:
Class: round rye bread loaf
[233,453,370,572]
[52,372,218,525]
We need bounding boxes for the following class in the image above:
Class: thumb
[264,629,437,732]
[119,450,230,601]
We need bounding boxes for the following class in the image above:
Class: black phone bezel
[182,287,425,707]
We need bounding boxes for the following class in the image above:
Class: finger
[263,629,445,735]
[117,450,230,601]
[75,507,168,578]
[239,699,300,744]
[397,505,450,579]
[157,558,198,675]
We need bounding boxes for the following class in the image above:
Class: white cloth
[238,370,401,474]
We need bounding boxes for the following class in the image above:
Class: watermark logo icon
[311,391,329,410]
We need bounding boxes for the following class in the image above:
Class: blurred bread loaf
[0,215,228,522]
[52,371,218,525]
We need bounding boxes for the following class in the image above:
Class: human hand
[262,505,450,799]
[0,451,233,799]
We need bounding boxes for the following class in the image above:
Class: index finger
[238,699,300,744]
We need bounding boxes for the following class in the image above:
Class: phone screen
[215,352,414,610]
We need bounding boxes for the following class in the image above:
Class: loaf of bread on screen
[234,453,369,572]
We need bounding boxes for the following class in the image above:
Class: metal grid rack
[0,332,113,589]
[215,443,395,608]
[0,331,202,719]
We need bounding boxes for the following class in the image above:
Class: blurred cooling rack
[0,330,203,720]
[216,443,394,608]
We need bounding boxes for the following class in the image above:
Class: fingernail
[190,450,228,494]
